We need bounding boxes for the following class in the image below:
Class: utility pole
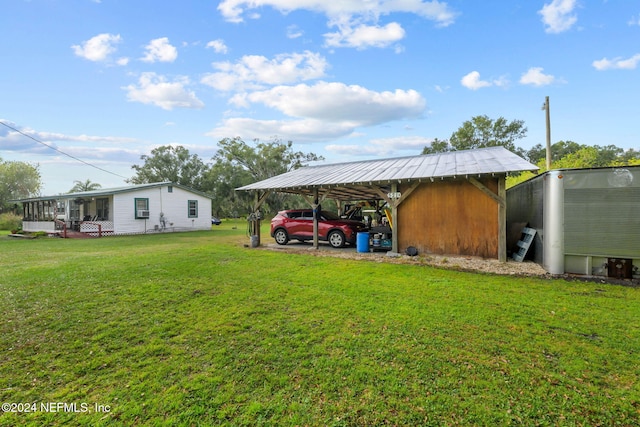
[542,96,551,170]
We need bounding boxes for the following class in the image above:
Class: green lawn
[0,221,638,426]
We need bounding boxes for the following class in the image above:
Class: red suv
[270,209,366,248]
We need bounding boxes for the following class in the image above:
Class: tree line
[127,138,323,218]
[2,116,638,216]
[420,115,639,187]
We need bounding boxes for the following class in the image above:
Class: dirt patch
[259,242,639,286]
[260,242,549,278]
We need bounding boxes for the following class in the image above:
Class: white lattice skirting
[80,221,114,236]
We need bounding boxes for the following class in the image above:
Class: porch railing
[54,219,67,238]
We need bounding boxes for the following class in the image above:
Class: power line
[0,120,129,179]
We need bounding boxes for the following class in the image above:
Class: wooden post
[313,189,319,249]
[468,177,507,262]
[373,182,419,255]
[250,191,271,247]
[252,192,260,246]
[544,96,551,171]
[391,182,399,254]
[498,176,506,262]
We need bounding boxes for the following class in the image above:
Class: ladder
[512,227,536,262]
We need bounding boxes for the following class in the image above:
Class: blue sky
[1,0,639,195]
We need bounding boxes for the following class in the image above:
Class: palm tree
[69,179,102,193]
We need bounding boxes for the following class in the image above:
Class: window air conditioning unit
[137,210,150,218]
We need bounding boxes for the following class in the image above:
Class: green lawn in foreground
[0,222,638,426]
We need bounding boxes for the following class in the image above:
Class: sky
[1,0,639,195]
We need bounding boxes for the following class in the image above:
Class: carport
[237,146,537,261]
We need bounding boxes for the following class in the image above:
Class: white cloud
[245,82,425,124]
[0,120,139,160]
[460,71,508,90]
[218,0,456,50]
[123,72,204,110]
[539,0,578,34]
[206,39,228,54]
[629,14,640,26]
[59,146,141,163]
[207,118,354,142]
[141,37,178,63]
[324,21,406,49]
[592,54,640,70]
[287,25,304,39]
[326,136,433,157]
[218,0,457,26]
[71,33,122,62]
[207,81,426,142]
[201,51,329,92]
[519,67,557,86]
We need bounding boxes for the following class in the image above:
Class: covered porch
[19,196,115,237]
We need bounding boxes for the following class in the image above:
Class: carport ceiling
[236,146,538,201]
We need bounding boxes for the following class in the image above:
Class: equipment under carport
[369,225,393,251]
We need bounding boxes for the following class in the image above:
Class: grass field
[0,221,638,426]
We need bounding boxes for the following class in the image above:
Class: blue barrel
[356,232,370,253]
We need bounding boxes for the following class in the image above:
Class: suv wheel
[328,230,345,248]
[273,228,289,245]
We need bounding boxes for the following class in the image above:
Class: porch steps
[63,230,97,239]
[512,227,536,262]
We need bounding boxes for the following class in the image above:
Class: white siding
[113,185,211,234]
[23,221,56,232]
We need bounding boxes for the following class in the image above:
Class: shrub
[0,212,22,231]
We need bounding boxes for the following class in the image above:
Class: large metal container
[507,166,640,278]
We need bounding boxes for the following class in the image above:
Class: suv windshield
[320,210,340,220]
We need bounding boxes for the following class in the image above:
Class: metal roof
[237,146,538,201]
[12,182,212,203]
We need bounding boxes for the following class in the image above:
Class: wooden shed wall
[397,179,499,258]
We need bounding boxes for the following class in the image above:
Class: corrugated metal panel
[565,187,640,258]
[237,146,537,192]
[506,175,545,264]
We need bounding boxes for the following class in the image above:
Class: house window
[188,200,198,218]
[96,198,109,220]
[168,185,173,193]
[56,201,66,215]
[135,198,150,219]
[69,200,81,221]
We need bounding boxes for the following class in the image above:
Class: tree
[0,158,42,212]
[553,146,601,169]
[527,141,638,167]
[129,145,209,190]
[204,137,324,217]
[450,115,527,154]
[420,138,451,155]
[69,179,102,193]
[507,144,640,188]
[617,148,640,166]
[422,115,527,156]
[526,140,583,164]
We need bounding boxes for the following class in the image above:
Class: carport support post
[375,181,419,256]
[301,189,328,250]
[498,176,506,262]
[391,183,399,254]
[312,189,319,249]
[251,191,270,247]
[468,176,507,262]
